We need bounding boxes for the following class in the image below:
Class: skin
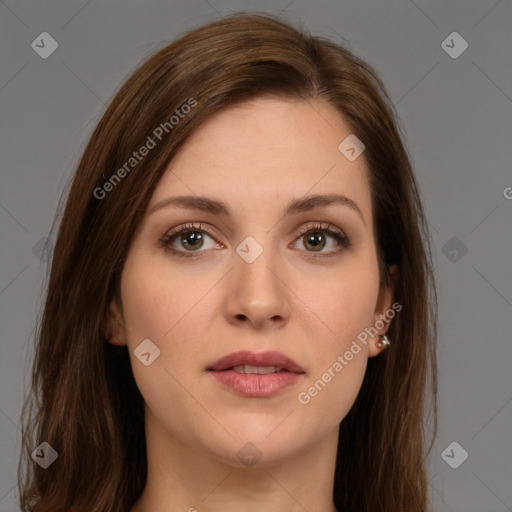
[107,96,397,512]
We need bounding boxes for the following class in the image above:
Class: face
[111,96,395,467]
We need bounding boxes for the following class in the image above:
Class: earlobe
[368,264,399,357]
[108,336,125,347]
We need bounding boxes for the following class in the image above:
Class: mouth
[207,350,305,398]
[230,364,284,374]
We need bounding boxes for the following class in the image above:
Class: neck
[131,414,340,512]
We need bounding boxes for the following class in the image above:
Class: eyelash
[158,222,350,259]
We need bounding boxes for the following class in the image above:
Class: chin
[197,419,316,468]
[211,438,302,469]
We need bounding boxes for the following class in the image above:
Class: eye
[292,222,350,256]
[158,223,222,258]
[159,221,350,259]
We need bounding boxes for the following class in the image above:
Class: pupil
[306,233,325,251]
[182,232,203,250]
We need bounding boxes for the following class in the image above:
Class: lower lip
[209,369,304,397]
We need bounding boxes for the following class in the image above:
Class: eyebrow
[148,193,366,226]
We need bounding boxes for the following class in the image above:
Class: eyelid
[291,222,350,254]
[159,222,222,258]
[163,222,219,241]
[294,221,345,238]
[160,221,350,257]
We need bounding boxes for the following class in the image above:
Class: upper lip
[208,350,305,373]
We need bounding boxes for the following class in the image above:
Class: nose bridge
[225,233,291,327]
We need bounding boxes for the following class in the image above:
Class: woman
[18,12,437,512]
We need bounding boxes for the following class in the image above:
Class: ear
[368,264,399,358]
[101,296,127,347]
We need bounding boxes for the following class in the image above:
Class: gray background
[1,1,511,510]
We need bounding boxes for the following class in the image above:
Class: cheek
[298,352,367,432]
[295,255,380,352]
[120,251,219,393]
[294,281,376,421]
[119,254,209,427]
[120,250,205,343]
[292,255,379,418]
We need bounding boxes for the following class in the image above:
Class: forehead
[150,97,372,227]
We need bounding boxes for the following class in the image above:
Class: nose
[223,243,291,330]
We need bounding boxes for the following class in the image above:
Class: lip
[208,350,304,373]
[207,350,305,398]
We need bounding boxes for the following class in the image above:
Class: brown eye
[303,232,326,252]
[159,223,222,258]
[293,224,350,256]
[179,231,204,251]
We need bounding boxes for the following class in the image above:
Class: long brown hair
[18,12,437,511]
